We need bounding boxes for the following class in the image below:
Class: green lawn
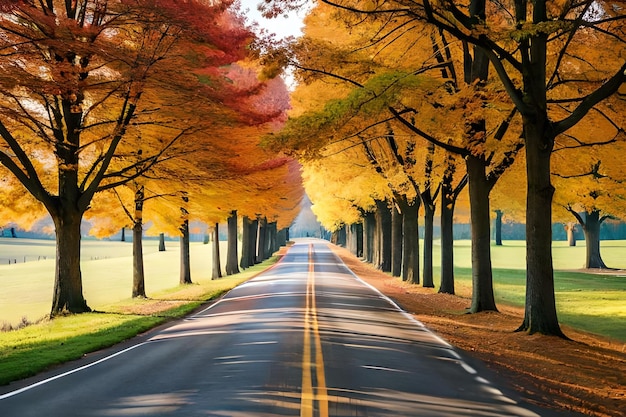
[0,238,227,327]
[430,240,626,342]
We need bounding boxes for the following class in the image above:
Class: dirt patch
[331,246,626,417]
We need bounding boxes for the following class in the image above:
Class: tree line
[0,1,302,316]
[263,0,626,338]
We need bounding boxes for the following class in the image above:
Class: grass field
[431,239,626,342]
[0,238,228,327]
[1,238,625,330]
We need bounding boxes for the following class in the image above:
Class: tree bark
[334,224,347,247]
[375,200,392,272]
[391,205,403,277]
[277,228,288,248]
[440,177,455,295]
[240,216,251,269]
[355,223,363,257]
[494,210,503,246]
[225,210,240,275]
[179,219,192,284]
[516,114,564,337]
[158,233,166,251]
[249,218,259,264]
[422,197,435,287]
[50,207,90,315]
[565,223,576,247]
[265,221,277,258]
[132,185,146,298]
[398,197,420,284]
[582,210,608,269]
[363,211,375,262]
[467,156,497,312]
[212,223,222,279]
[256,217,266,263]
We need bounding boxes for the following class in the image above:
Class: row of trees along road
[264,0,625,337]
[0,0,303,316]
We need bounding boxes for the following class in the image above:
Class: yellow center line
[300,244,329,417]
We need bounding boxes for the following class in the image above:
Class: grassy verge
[447,266,626,342]
[0,258,278,386]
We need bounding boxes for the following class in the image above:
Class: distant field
[0,238,227,327]
[438,239,626,270]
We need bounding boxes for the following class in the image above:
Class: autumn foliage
[0,0,301,314]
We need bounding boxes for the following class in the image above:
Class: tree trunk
[495,210,503,246]
[517,114,564,337]
[375,200,392,272]
[121,227,126,242]
[132,185,146,298]
[212,223,222,279]
[277,228,288,248]
[391,205,403,277]
[398,198,420,284]
[363,211,375,262]
[467,156,497,312]
[334,224,347,247]
[225,210,240,275]
[583,210,607,269]
[240,216,251,269]
[158,233,166,251]
[249,218,259,264]
[179,219,192,284]
[440,178,455,295]
[346,224,356,254]
[256,218,266,263]
[422,198,435,287]
[268,221,278,257]
[355,223,363,257]
[565,223,576,247]
[50,208,90,315]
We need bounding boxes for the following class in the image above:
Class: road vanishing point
[1,239,572,416]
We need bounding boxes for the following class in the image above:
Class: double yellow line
[300,244,329,417]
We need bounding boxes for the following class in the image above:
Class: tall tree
[225,210,240,275]
[553,120,626,269]
[0,0,253,315]
[211,223,223,279]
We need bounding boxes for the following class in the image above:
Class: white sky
[238,0,305,39]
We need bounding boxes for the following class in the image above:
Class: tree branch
[388,106,470,156]
[554,62,626,135]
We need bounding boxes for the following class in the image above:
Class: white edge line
[0,342,148,400]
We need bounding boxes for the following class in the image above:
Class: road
[1,239,562,416]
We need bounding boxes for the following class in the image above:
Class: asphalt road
[1,239,568,416]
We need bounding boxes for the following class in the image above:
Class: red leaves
[123,0,253,64]
[0,0,21,12]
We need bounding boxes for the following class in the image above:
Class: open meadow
[0,237,228,327]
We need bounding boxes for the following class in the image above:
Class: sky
[238,0,306,39]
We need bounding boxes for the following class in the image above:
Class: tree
[553,116,626,269]
[211,223,223,279]
[0,0,254,315]
[225,210,240,275]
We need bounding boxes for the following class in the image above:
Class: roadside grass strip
[0,258,278,386]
